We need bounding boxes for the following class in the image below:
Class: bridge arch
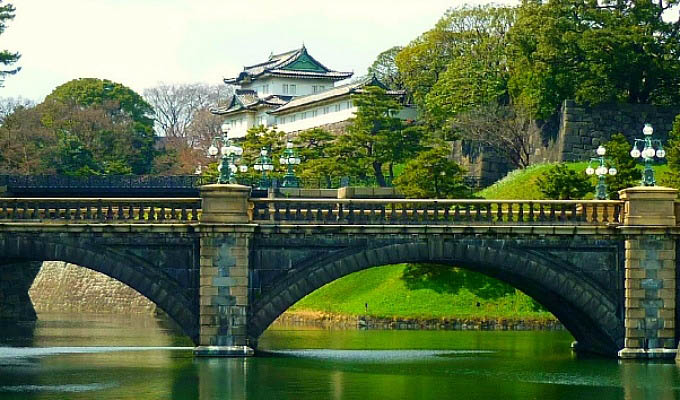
[0,234,198,343]
[249,240,624,355]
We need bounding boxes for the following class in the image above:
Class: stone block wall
[29,262,157,314]
[454,100,680,186]
[624,237,676,349]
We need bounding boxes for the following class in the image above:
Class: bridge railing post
[618,186,678,359]
[194,184,255,357]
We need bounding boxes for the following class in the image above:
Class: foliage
[536,163,593,200]
[423,7,514,129]
[0,1,20,86]
[394,144,469,198]
[662,115,680,188]
[603,133,641,198]
[45,78,156,174]
[367,46,404,90]
[508,0,680,119]
[340,86,419,186]
[0,103,55,174]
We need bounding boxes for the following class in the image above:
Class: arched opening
[249,241,623,356]
[0,236,198,344]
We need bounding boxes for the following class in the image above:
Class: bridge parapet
[0,198,200,223]
[251,198,623,226]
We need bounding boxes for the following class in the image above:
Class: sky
[0,0,500,102]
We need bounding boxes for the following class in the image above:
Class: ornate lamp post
[208,124,247,184]
[279,140,301,188]
[253,147,274,189]
[585,145,617,200]
[630,123,665,186]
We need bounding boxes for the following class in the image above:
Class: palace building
[213,46,416,138]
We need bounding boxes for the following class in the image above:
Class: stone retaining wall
[29,261,157,314]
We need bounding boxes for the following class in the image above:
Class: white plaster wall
[242,77,335,98]
[223,113,257,139]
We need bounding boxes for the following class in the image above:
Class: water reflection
[1,314,680,400]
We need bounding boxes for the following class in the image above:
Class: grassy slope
[290,161,674,321]
[290,264,553,320]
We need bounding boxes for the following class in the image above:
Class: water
[0,314,679,400]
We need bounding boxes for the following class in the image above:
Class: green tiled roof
[224,46,352,85]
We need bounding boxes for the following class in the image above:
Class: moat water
[0,313,679,400]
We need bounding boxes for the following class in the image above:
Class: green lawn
[290,264,554,321]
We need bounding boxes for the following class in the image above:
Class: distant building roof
[269,76,405,115]
[224,46,353,85]
[211,89,293,116]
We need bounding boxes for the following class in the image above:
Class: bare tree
[452,103,536,169]
[143,82,233,142]
[0,96,35,124]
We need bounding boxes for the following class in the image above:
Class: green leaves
[394,144,469,199]
[536,163,593,200]
[0,1,19,84]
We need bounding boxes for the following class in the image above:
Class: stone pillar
[0,261,42,321]
[619,186,678,359]
[194,184,255,357]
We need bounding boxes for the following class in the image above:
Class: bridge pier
[619,186,678,359]
[194,184,255,357]
[0,261,42,321]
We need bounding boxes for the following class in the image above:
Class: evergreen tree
[0,2,20,86]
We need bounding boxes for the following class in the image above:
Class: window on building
[283,84,288,94]
[264,84,269,94]
[312,110,318,117]
[334,103,341,112]
[290,84,296,95]
[312,85,318,93]
[291,115,296,122]
[323,106,330,114]
[319,86,325,91]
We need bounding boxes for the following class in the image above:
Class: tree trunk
[373,161,387,187]
[388,163,395,182]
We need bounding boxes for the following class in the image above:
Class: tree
[0,2,20,86]
[396,6,515,112]
[452,103,536,169]
[0,103,55,174]
[367,46,404,90]
[143,82,232,141]
[0,96,33,123]
[508,0,680,119]
[394,144,469,198]
[45,78,156,174]
[536,163,593,200]
[339,86,419,186]
[662,115,680,188]
[603,133,641,198]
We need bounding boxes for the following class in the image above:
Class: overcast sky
[0,0,503,102]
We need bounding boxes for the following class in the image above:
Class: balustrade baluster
[614,204,621,223]
[602,204,610,223]
[496,203,503,223]
[284,203,291,220]
[528,202,535,222]
[159,206,167,221]
[64,203,71,220]
[348,203,355,224]
[316,205,322,222]
[559,204,566,222]
[443,204,450,222]
[590,203,598,224]
[11,201,18,219]
[549,205,556,222]
[170,206,177,221]
[400,204,408,223]
[148,206,156,221]
[422,204,428,223]
[539,203,546,222]
[274,203,281,221]
[518,203,524,223]
[570,204,577,223]
[454,204,461,222]
[85,204,92,220]
[306,203,313,221]
[106,205,114,220]
[380,204,386,223]
[127,204,134,220]
[465,204,472,222]
[486,203,493,223]
[507,202,514,223]
[96,202,103,220]
[389,203,396,224]
[337,203,344,222]
[0,201,6,219]
[180,204,188,221]
[117,204,124,220]
[21,202,28,219]
[327,203,333,223]
[74,203,81,220]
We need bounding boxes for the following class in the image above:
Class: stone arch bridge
[0,185,678,359]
